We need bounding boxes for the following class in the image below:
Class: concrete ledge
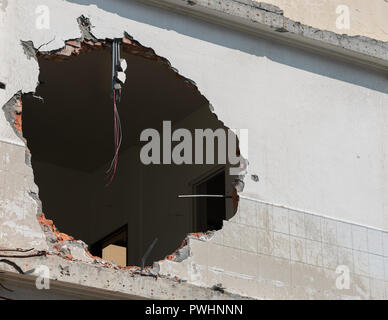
[0,254,251,299]
[137,0,388,71]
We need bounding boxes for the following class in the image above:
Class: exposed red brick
[14,112,22,132]
[12,98,23,133]
[37,213,74,243]
[65,40,81,48]
[166,238,188,261]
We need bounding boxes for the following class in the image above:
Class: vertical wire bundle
[106,40,123,186]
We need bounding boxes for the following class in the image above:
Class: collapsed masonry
[1,26,243,294]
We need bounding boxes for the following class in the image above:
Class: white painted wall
[263,0,388,41]
[1,0,387,234]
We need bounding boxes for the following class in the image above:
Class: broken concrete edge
[1,26,245,296]
[2,94,23,141]
[1,94,145,277]
[34,34,200,91]
[1,93,32,169]
[0,254,252,300]
[21,13,248,169]
[161,232,215,264]
[0,214,243,298]
[1,93,145,274]
[139,0,388,70]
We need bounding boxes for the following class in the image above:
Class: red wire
[106,90,119,186]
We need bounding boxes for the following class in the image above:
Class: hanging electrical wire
[106,39,126,186]
[105,90,122,186]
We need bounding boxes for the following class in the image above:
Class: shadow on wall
[66,0,388,95]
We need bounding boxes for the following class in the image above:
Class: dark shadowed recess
[22,47,238,266]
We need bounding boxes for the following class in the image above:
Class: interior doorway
[193,168,231,232]
[89,225,128,266]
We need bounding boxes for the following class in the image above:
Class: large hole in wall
[21,41,239,267]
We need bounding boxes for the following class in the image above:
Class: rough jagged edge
[1,94,107,263]
[235,0,284,15]
[1,94,33,170]
[2,94,41,217]
[9,16,247,279]
[1,21,146,272]
[1,92,142,272]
